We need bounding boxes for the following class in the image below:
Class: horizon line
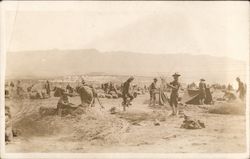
[6,48,245,62]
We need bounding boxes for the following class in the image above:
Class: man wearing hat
[122,76,135,109]
[149,78,158,107]
[236,77,246,101]
[199,78,207,105]
[167,73,181,116]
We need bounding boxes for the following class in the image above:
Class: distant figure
[16,80,22,96]
[66,83,74,93]
[10,81,15,88]
[167,73,181,116]
[56,90,74,117]
[122,76,134,110]
[103,82,109,93]
[27,84,34,92]
[227,84,234,91]
[45,80,51,97]
[144,85,147,92]
[236,77,246,101]
[199,79,206,105]
[108,82,118,94]
[149,78,158,107]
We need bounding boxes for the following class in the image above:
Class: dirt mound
[13,113,73,137]
[68,113,129,145]
[116,110,167,124]
[13,107,130,145]
[208,100,245,115]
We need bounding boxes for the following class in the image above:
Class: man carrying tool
[122,76,134,110]
[149,78,158,107]
[167,73,181,116]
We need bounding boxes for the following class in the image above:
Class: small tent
[181,88,212,105]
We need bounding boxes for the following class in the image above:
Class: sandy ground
[5,93,246,153]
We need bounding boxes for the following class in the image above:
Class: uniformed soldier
[199,79,206,105]
[77,79,97,107]
[149,78,158,106]
[236,77,246,101]
[16,80,22,96]
[122,76,134,109]
[45,80,51,97]
[167,73,181,116]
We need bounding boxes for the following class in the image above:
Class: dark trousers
[122,93,134,105]
[170,93,178,107]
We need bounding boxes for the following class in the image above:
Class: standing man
[149,78,158,107]
[236,77,246,101]
[45,80,51,97]
[167,73,181,116]
[16,80,22,97]
[199,79,206,105]
[103,82,109,94]
[66,83,74,93]
[122,76,134,110]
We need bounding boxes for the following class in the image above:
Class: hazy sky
[4,1,249,61]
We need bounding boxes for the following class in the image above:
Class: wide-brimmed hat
[200,78,205,81]
[172,73,181,77]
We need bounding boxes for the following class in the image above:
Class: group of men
[123,72,206,116]
[6,73,247,117]
[146,73,246,116]
[148,73,181,115]
[55,79,108,116]
[102,82,118,94]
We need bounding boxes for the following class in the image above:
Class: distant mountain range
[6,49,246,84]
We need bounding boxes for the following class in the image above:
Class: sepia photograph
[0,1,249,159]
